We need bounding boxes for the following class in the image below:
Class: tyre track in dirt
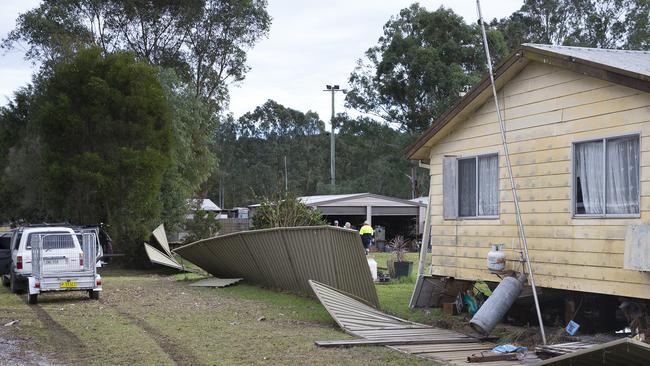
[98,299,204,366]
[31,304,86,364]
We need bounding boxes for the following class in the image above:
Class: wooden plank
[315,337,480,348]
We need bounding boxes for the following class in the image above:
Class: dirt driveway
[0,269,433,365]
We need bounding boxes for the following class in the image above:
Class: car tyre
[27,293,37,305]
[1,275,9,287]
[89,290,99,300]
[9,272,22,294]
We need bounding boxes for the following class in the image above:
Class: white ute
[7,225,102,304]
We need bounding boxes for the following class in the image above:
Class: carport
[297,193,425,240]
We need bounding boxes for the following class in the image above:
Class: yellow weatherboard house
[408,44,650,299]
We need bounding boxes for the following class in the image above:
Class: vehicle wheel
[27,293,37,305]
[9,272,21,294]
[89,290,99,300]
[1,275,9,287]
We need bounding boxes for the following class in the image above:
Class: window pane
[478,155,499,216]
[459,158,476,217]
[606,136,639,214]
[575,140,604,214]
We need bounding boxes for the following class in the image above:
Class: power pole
[323,84,345,188]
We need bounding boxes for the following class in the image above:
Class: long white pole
[476,0,546,345]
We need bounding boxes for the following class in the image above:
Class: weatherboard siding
[427,61,650,299]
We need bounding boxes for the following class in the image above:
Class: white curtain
[458,158,476,217]
[576,141,604,214]
[478,155,499,216]
[606,137,639,214]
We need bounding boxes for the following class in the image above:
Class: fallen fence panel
[174,226,379,307]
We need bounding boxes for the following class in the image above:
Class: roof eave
[406,45,650,160]
[406,48,526,160]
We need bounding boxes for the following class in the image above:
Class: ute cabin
[407,44,650,308]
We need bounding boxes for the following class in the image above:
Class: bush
[251,193,326,229]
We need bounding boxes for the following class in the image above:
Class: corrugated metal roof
[299,193,367,205]
[309,280,525,365]
[188,277,242,288]
[174,226,379,307]
[187,198,221,211]
[523,44,650,78]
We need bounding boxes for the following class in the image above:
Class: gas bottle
[487,244,506,272]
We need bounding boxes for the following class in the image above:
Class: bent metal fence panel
[174,226,379,307]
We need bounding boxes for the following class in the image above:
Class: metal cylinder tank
[487,244,506,272]
[469,273,527,335]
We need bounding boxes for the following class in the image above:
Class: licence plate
[60,281,77,289]
[45,259,62,265]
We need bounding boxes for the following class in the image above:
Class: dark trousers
[361,234,372,249]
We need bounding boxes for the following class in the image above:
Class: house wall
[427,61,650,299]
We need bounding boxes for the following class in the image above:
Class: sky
[0,0,524,124]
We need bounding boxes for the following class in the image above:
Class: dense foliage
[251,193,327,229]
[346,5,508,135]
[0,48,171,258]
[209,100,427,207]
[493,0,650,50]
[2,0,271,105]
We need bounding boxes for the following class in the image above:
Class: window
[574,135,640,216]
[457,154,499,217]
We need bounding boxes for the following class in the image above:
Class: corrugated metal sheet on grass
[309,280,524,366]
[174,226,379,307]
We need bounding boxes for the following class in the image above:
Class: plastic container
[367,257,378,281]
[487,244,506,272]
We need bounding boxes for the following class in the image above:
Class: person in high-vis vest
[359,221,374,255]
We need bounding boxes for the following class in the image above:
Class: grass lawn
[0,267,437,365]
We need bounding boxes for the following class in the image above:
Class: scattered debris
[309,280,523,365]
[188,277,242,288]
[467,351,519,363]
[535,338,650,365]
[3,320,19,327]
[536,341,598,356]
[174,226,379,307]
[144,243,183,270]
[256,316,266,322]
[144,224,184,270]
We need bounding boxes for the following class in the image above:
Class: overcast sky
[0,0,524,123]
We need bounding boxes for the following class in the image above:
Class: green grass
[0,269,435,365]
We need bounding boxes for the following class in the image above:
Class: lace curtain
[606,137,639,214]
[575,136,639,215]
[478,155,499,216]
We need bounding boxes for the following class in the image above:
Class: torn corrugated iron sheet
[308,280,527,365]
[188,277,242,288]
[152,223,173,257]
[534,338,650,366]
[144,243,183,270]
[174,226,379,307]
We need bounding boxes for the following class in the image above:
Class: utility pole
[323,84,345,188]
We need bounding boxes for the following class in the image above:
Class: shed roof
[525,43,650,78]
[407,44,650,160]
[249,193,425,208]
[188,198,221,211]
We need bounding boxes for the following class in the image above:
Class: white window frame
[457,153,499,219]
[571,133,641,219]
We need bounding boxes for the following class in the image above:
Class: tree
[211,100,328,207]
[251,193,326,229]
[158,69,217,233]
[345,4,507,135]
[3,0,271,104]
[33,48,171,258]
[493,0,650,50]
